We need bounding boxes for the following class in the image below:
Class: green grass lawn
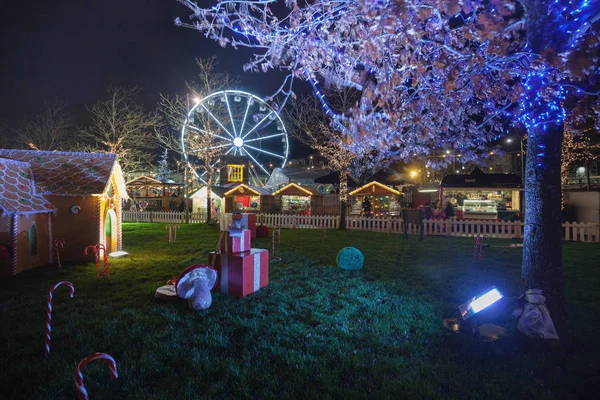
[1,223,599,399]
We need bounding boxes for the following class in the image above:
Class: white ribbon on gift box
[253,251,261,292]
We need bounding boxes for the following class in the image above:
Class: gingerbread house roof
[0,158,55,215]
[0,150,128,199]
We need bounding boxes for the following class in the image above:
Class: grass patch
[0,222,599,399]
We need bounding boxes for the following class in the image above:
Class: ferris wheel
[181,90,289,183]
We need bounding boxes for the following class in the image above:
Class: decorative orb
[336,247,364,270]
[256,225,270,238]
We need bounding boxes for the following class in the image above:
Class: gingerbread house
[0,150,129,275]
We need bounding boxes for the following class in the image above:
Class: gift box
[220,229,251,253]
[208,248,269,297]
[220,213,257,238]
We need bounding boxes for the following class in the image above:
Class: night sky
[0,0,297,127]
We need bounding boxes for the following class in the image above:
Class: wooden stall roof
[349,181,401,196]
[126,176,182,187]
[223,183,269,197]
[272,183,321,197]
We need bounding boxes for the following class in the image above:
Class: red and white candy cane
[272,230,275,256]
[96,244,109,280]
[74,352,118,400]
[276,224,281,244]
[44,281,74,358]
[85,245,100,279]
[53,238,65,268]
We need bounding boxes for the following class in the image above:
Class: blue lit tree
[175,0,599,337]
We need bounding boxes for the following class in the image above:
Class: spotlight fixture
[459,286,503,320]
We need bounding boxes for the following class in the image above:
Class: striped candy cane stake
[85,245,100,279]
[96,244,109,280]
[166,224,172,242]
[272,231,275,256]
[53,238,65,268]
[472,236,479,262]
[277,224,280,244]
[44,281,74,358]
[74,352,118,400]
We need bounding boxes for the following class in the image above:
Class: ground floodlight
[459,286,503,320]
[108,251,129,258]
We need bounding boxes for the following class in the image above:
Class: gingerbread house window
[29,224,38,256]
[227,164,244,183]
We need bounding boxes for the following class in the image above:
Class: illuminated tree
[158,57,234,223]
[175,0,600,337]
[286,95,385,228]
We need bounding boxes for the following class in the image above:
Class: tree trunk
[206,172,213,224]
[521,122,567,339]
[519,0,570,342]
[338,169,349,229]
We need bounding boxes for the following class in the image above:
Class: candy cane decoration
[53,238,65,268]
[45,281,74,358]
[272,231,275,256]
[85,244,109,280]
[74,352,118,400]
[85,245,100,279]
[96,244,109,280]
[166,224,180,242]
[277,224,281,244]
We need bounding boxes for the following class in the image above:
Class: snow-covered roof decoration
[0,158,55,215]
[0,150,128,198]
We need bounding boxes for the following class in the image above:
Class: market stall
[348,181,402,217]
[222,183,270,213]
[125,176,182,211]
[189,186,227,214]
[272,183,322,215]
[440,167,523,220]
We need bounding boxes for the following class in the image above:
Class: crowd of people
[423,200,457,220]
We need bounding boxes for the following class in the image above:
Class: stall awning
[273,183,321,197]
[349,181,401,196]
[440,167,522,188]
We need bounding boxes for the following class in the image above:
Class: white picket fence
[122,211,599,242]
[122,210,207,224]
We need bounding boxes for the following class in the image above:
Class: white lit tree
[158,57,234,223]
[174,0,599,338]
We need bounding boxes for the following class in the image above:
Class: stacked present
[219,213,257,238]
[209,214,268,297]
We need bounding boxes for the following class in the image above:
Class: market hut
[440,167,523,220]
[190,186,227,214]
[125,176,182,211]
[349,181,402,217]
[222,183,270,213]
[272,183,322,215]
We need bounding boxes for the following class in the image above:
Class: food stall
[222,183,269,213]
[349,181,402,217]
[272,183,322,215]
[440,167,523,220]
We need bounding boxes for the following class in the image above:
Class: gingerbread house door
[104,209,118,253]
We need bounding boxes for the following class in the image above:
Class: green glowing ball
[336,247,364,270]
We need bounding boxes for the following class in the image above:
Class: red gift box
[208,248,269,297]
[220,229,251,253]
[220,213,257,238]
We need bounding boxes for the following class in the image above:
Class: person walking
[444,201,456,220]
